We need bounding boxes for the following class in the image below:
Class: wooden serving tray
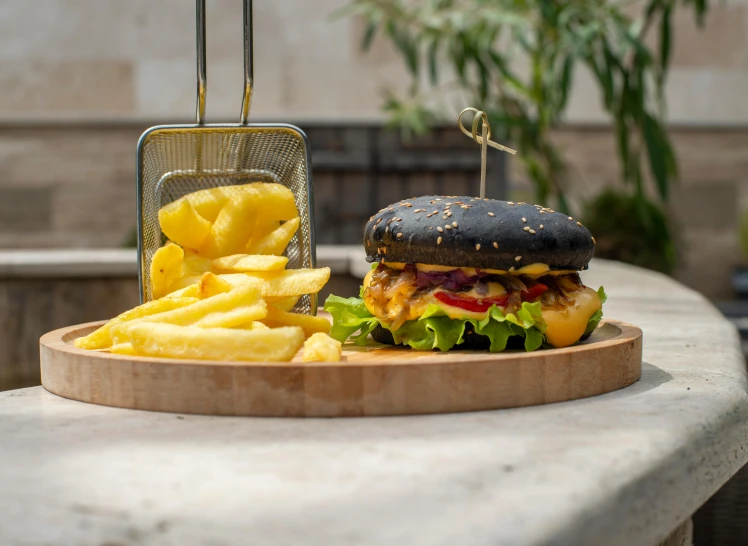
[40,318,642,417]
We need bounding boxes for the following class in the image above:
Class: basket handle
[240,0,253,125]
[195,0,253,125]
[195,0,206,124]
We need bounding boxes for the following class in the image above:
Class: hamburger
[325,195,606,352]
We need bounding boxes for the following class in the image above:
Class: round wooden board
[40,317,642,417]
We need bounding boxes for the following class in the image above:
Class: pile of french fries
[74,183,342,363]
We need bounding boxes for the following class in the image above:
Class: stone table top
[1,260,747,546]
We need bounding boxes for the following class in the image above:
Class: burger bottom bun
[369,323,593,350]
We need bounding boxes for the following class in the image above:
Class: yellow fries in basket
[158,199,212,250]
[150,242,184,300]
[75,182,343,363]
[211,254,288,273]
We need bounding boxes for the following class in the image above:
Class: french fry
[159,186,242,223]
[158,183,296,227]
[192,302,268,328]
[150,242,185,299]
[110,281,267,344]
[266,295,300,312]
[110,343,136,356]
[234,321,270,330]
[201,192,258,258]
[302,333,342,362]
[218,267,331,298]
[253,216,281,234]
[158,199,212,251]
[165,275,202,296]
[183,250,213,276]
[245,216,281,250]
[197,272,233,299]
[211,254,289,273]
[246,182,299,221]
[73,297,198,350]
[164,283,201,299]
[246,217,300,255]
[125,323,305,362]
[261,306,331,337]
[167,272,232,299]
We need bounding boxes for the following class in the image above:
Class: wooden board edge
[39,320,643,417]
[40,319,643,369]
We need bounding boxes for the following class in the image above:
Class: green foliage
[335,0,708,219]
[581,189,677,274]
[739,208,748,260]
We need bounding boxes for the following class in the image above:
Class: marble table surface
[1,260,747,546]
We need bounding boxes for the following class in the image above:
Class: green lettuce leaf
[324,285,607,352]
[325,294,548,353]
[323,295,380,345]
[582,286,607,337]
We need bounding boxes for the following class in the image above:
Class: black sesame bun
[364,196,595,271]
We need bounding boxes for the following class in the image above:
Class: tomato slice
[433,283,548,313]
[521,283,548,302]
[434,291,509,313]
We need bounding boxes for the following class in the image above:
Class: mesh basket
[136,125,316,311]
[136,0,316,313]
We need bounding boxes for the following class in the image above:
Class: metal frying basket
[136,0,316,312]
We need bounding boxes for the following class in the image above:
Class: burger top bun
[363,195,595,272]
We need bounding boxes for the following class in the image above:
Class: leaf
[656,4,672,99]
[361,19,378,51]
[644,1,660,21]
[588,45,615,110]
[693,0,707,27]
[628,62,646,121]
[386,21,419,77]
[488,51,530,95]
[450,38,467,80]
[642,113,669,200]
[474,52,490,101]
[615,111,630,182]
[623,24,654,65]
[662,130,679,179]
[427,38,439,85]
[660,6,672,73]
[558,55,574,111]
[630,148,644,197]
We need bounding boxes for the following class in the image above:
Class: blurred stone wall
[0,0,747,299]
[0,1,746,124]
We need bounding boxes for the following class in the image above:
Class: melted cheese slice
[541,287,602,348]
[363,269,507,322]
[409,284,508,321]
[382,262,574,277]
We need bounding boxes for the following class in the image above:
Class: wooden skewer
[458,107,517,199]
